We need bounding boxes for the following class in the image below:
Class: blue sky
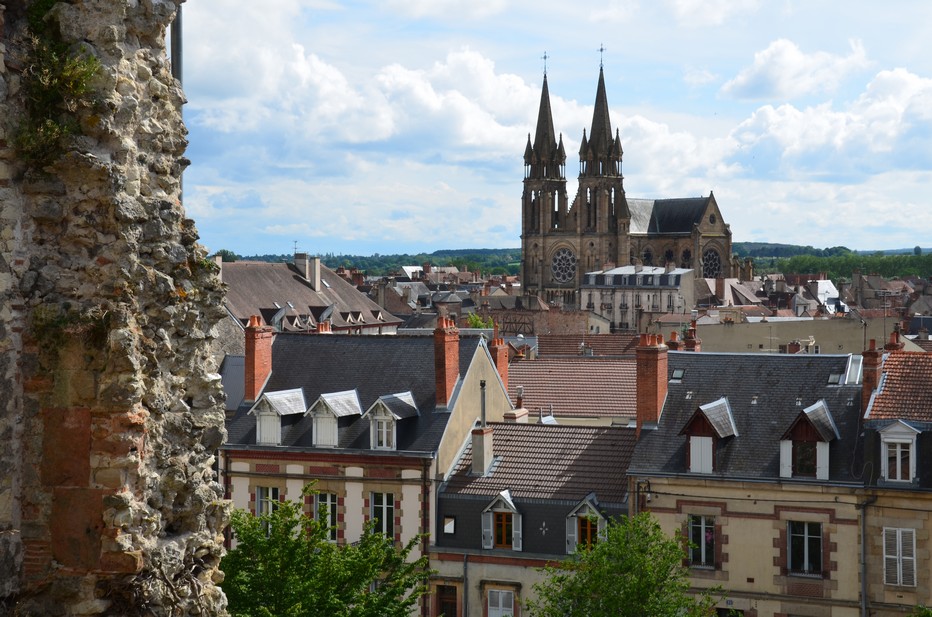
[179,1,932,257]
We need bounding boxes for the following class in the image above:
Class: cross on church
[599,43,606,68]
[542,51,548,76]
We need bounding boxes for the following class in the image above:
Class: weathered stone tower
[1,1,229,615]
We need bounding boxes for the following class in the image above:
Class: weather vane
[542,51,548,76]
[599,43,605,68]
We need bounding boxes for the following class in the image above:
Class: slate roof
[220,355,245,412]
[221,260,401,332]
[443,422,634,504]
[865,352,932,422]
[627,197,711,235]
[537,333,638,357]
[225,334,482,452]
[507,357,636,420]
[629,352,864,482]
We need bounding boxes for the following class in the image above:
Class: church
[520,67,734,306]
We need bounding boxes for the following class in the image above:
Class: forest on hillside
[220,244,931,280]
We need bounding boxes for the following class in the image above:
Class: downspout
[858,495,878,617]
[463,554,469,617]
[421,458,431,617]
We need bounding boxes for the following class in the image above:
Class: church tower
[521,73,568,299]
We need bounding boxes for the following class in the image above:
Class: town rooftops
[629,352,864,481]
[507,357,636,421]
[865,352,932,423]
[537,333,638,357]
[443,422,634,504]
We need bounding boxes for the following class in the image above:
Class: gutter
[857,494,878,617]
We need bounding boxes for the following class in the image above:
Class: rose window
[701,248,722,278]
[551,248,577,283]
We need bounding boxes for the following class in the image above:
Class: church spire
[580,66,622,178]
[527,73,564,179]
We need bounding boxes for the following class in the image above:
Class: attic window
[670,368,685,382]
[827,373,842,385]
[322,279,331,288]
[795,397,803,406]
[685,391,694,400]
[751,395,758,405]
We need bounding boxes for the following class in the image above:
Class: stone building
[520,68,733,306]
[580,264,696,332]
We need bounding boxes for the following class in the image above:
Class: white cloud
[684,67,719,87]
[722,38,871,101]
[382,0,506,20]
[665,0,760,27]
[588,0,639,22]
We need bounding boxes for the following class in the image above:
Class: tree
[915,246,923,256]
[221,489,431,617]
[465,312,494,329]
[910,607,932,617]
[213,249,239,262]
[526,513,720,617]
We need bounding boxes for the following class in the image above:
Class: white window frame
[487,589,515,617]
[370,410,396,450]
[481,491,522,552]
[566,502,606,554]
[255,486,279,516]
[883,527,916,587]
[688,514,715,568]
[787,521,822,576]
[689,435,713,473]
[316,492,338,542]
[371,492,394,538]
[313,413,338,448]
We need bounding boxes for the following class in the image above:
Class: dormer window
[307,389,362,448]
[364,391,419,451]
[566,495,606,554]
[482,490,522,552]
[780,400,839,480]
[679,397,738,474]
[879,421,920,483]
[247,388,307,446]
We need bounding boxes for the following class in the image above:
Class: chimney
[862,339,883,415]
[636,333,668,438]
[787,339,802,354]
[295,253,321,291]
[317,320,332,334]
[667,330,681,351]
[434,316,460,408]
[715,278,725,305]
[884,330,905,352]
[489,323,509,389]
[920,327,929,341]
[683,320,702,352]
[213,254,224,280]
[472,381,494,475]
[504,386,528,423]
[244,315,274,402]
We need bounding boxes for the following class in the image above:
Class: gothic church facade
[521,68,733,306]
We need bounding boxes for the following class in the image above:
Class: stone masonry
[1,1,229,615]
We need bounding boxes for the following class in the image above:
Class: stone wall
[1,1,229,615]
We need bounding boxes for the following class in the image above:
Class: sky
[178,1,932,258]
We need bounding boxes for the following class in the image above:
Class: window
[689,436,713,473]
[255,486,279,516]
[443,516,456,535]
[437,585,458,617]
[371,492,394,538]
[792,440,817,477]
[488,589,514,617]
[313,414,338,447]
[316,492,338,541]
[256,412,281,445]
[884,440,913,482]
[883,528,916,587]
[373,417,394,450]
[578,516,598,549]
[494,512,513,548]
[688,515,715,567]
[788,521,822,576]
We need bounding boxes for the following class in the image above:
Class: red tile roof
[867,352,932,421]
[537,333,638,357]
[444,422,634,503]
[508,357,636,420]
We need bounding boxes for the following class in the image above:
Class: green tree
[213,249,239,262]
[915,246,923,256]
[909,607,932,617]
[221,489,431,617]
[465,312,494,329]
[526,513,720,617]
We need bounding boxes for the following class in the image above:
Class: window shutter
[816,441,829,480]
[691,436,712,473]
[883,528,899,585]
[779,440,792,478]
[597,513,607,540]
[566,516,577,554]
[481,511,493,549]
[512,512,523,552]
[902,528,916,587]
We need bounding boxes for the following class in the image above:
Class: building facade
[520,69,733,306]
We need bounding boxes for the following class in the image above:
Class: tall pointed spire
[588,67,614,158]
[533,74,558,161]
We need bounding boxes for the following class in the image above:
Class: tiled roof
[866,352,932,422]
[444,422,634,504]
[226,334,482,452]
[537,333,638,357]
[508,357,636,420]
[221,260,401,331]
[630,353,863,481]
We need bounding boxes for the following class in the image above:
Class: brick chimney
[683,320,702,352]
[489,323,509,389]
[667,330,681,351]
[316,320,332,334]
[245,315,274,402]
[434,316,460,408]
[787,339,802,354]
[636,333,668,438]
[884,330,905,351]
[862,339,883,415]
[715,278,725,304]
